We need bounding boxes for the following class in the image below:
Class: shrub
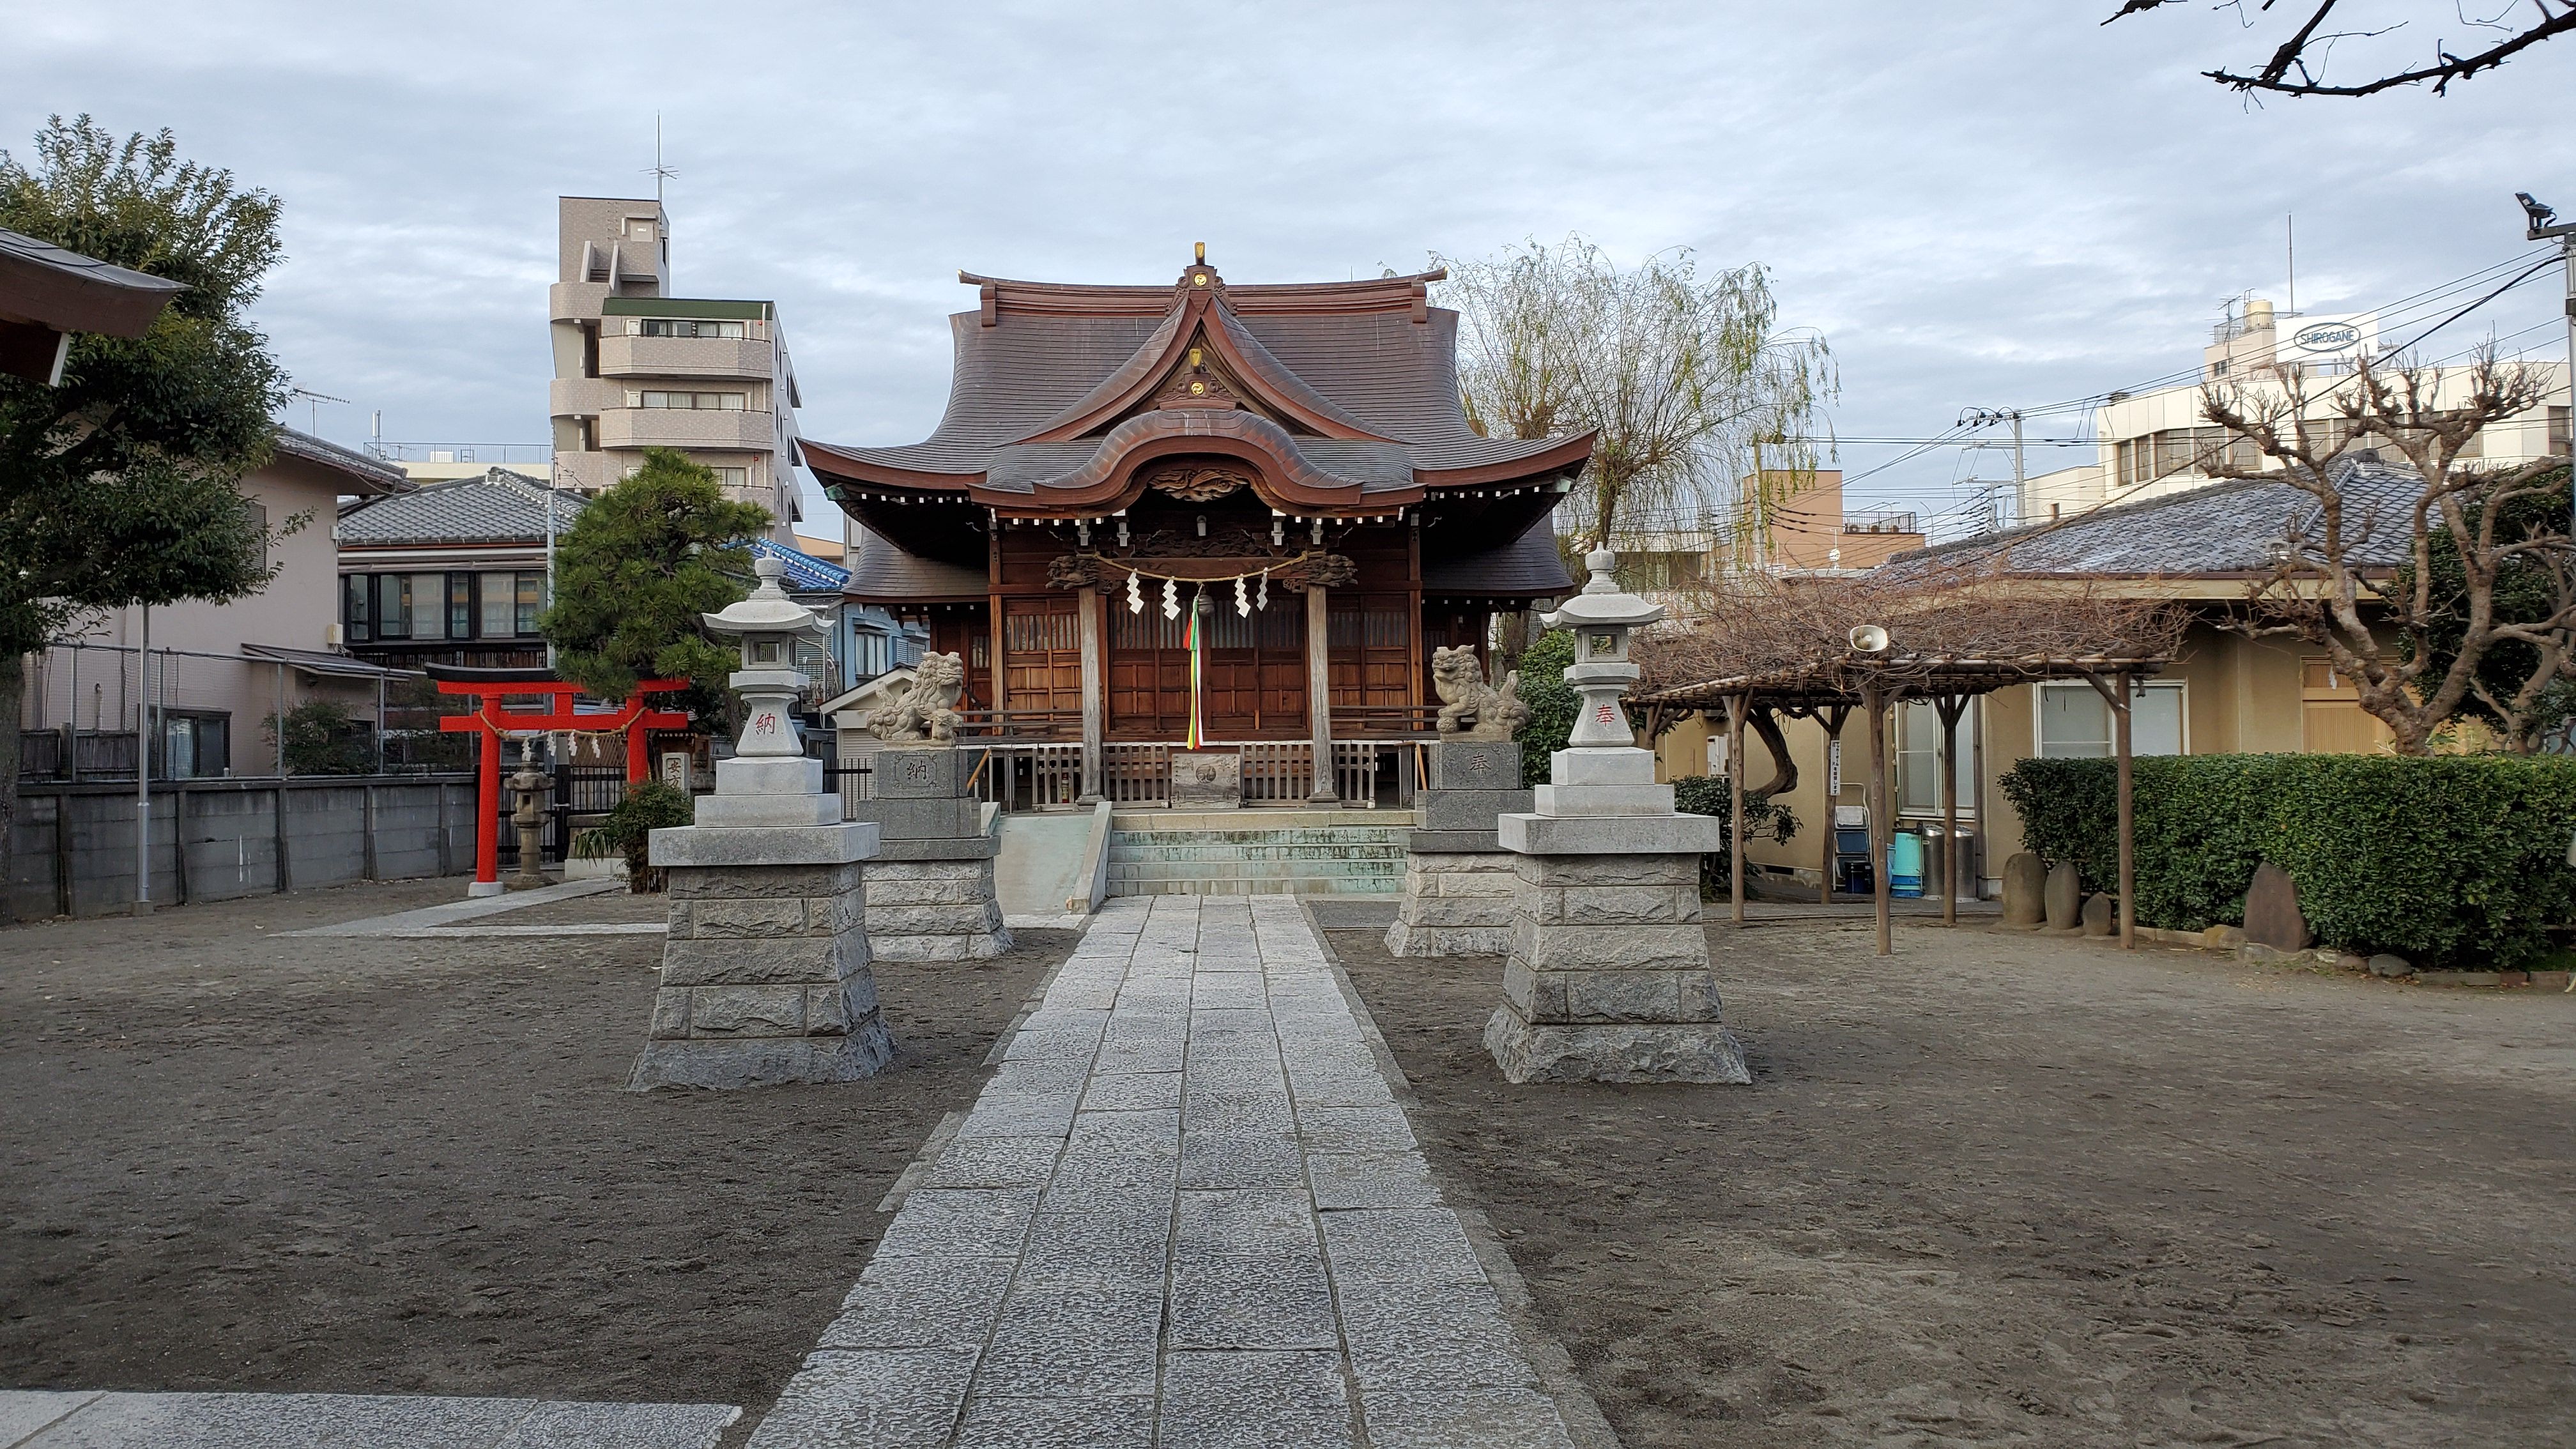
[261,700,374,776]
[572,779,696,893]
[2000,753,2576,968]
[1671,774,1800,899]
[1516,629,1577,788]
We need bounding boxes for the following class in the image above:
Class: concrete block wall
[6,776,477,919]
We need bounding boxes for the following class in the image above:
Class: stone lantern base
[1484,815,1751,1085]
[629,824,893,1090]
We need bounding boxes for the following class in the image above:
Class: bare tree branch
[2105,0,2576,96]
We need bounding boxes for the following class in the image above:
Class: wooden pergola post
[1726,693,1747,927]
[1862,682,1891,956]
[2082,668,2139,951]
[1934,693,1968,928]
[1816,703,1851,906]
[1305,585,1337,803]
[2115,669,2135,951]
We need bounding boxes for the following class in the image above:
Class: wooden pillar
[1818,704,1850,905]
[1077,585,1104,802]
[2114,670,2135,951]
[1305,585,1337,803]
[1864,683,1891,956]
[1726,694,1747,927]
[1936,694,1967,928]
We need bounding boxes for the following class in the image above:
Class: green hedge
[1998,754,2576,968]
[1672,775,1799,899]
[1517,629,1577,789]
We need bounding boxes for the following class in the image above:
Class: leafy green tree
[0,116,291,915]
[540,448,768,724]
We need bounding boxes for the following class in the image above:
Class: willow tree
[1438,236,1835,558]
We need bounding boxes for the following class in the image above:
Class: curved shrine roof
[803,261,1591,512]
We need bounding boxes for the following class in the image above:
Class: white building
[2022,296,2572,523]
[545,196,807,533]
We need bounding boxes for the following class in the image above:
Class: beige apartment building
[545,196,805,532]
[2021,296,2571,522]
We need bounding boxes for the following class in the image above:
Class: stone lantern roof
[1540,546,1663,632]
[702,553,829,640]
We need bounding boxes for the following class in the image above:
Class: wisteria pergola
[1630,570,2188,955]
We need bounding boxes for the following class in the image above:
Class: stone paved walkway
[747,894,1577,1449]
[0,1390,737,1448]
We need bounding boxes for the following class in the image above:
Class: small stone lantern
[1542,544,1664,749]
[687,553,839,829]
[703,553,830,761]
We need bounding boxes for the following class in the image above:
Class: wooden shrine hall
[805,249,1593,806]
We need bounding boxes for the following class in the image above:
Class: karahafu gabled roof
[801,256,1594,514]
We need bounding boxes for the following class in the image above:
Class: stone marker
[1169,749,1243,809]
[2368,953,2415,978]
[2000,852,2046,927]
[2202,924,2247,949]
[1386,730,1532,956]
[631,555,891,1089]
[848,654,1012,962]
[1484,546,1749,1085]
[2242,861,2311,951]
[2080,891,2113,937]
[2043,861,2083,931]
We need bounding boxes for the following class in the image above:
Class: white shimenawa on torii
[1483,545,1753,1085]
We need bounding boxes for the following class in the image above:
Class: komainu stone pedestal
[1388,739,1530,956]
[852,746,1012,962]
[1482,843,1751,1085]
[630,824,893,1089]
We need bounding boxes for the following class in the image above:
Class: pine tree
[540,448,772,724]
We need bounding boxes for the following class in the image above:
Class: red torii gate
[426,666,691,896]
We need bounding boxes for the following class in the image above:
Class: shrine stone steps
[1106,812,1411,898]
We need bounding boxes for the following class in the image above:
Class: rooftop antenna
[289,387,349,434]
[646,113,677,206]
[2286,213,2296,316]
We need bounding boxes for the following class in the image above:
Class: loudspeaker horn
[1848,624,1890,653]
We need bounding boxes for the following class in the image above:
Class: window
[378,573,411,638]
[1895,700,1977,813]
[410,572,447,640]
[343,573,371,641]
[449,574,473,639]
[712,466,749,489]
[2549,406,2570,454]
[516,573,544,636]
[162,712,230,779]
[634,390,748,410]
[2036,681,2184,758]
[638,318,746,339]
[243,500,269,571]
[480,571,518,637]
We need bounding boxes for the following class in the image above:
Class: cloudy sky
[8,1,2570,540]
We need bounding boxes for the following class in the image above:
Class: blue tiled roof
[754,535,852,592]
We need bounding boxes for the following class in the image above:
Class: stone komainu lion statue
[864,651,967,744]
[1430,645,1528,740]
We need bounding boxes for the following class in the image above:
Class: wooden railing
[1330,704,1441,738]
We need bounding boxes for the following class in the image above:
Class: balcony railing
[597,334,770,381]
[596,407,776,451]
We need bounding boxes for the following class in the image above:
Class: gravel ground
[1328,914,2576,1449]
[0,878,1070,1416]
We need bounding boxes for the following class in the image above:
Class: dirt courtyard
[0,878,1069,1414]
[1328,914,2576,1449]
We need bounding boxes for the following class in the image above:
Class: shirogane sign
[2277,312,2379,369]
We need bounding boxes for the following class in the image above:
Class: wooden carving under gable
[1138,461,1252,503]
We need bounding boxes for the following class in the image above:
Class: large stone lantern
[628,550,891,1089]
[1485,545,1750,1085]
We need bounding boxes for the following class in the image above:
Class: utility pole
[1959,407,2026,533]
[2518,194,2576,534]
